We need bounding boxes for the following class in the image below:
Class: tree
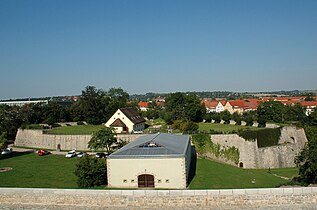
[74,156,107,188]
[220,110,231,124]
[75,86,106,125]
[232,112,242,125]
[88,127,117,154]
[212,112,221,123]
[257,101,286,123]
[0,132,7,155]
[165,92,206,123]
[308,108,317,126]
[172,120,198,134]
[295,126,317,185]
[203,113,212,123]
[242,111,256,126]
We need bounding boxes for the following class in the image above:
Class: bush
[74,156,107,188]
[238,127,282,148]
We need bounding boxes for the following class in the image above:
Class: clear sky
[0,0,316,99]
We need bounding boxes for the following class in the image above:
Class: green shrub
[74,156,107,188]
[238,127,282,148]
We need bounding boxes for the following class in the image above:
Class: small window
[118,112,120,115]
[131,179,135,183]
[165,179,169,183]
[158,179,161,183]
[123,179,127,183]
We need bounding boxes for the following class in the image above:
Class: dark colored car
[95,152,107,158]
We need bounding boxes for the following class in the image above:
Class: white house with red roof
[105,107,146,134]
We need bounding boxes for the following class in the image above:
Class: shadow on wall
[187,146,197,186]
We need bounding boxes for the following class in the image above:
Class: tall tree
[76,86,105,124]
[295,126,317,185]
[88,127,117,154]
[165,92,205,123]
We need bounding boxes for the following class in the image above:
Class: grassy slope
[189,158,298,189]
[0,153,78,188]
[45,125,104,135]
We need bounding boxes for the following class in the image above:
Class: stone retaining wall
[14,129,144,151]
[0,187,316,209]
[210,126,307,169]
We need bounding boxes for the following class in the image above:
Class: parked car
[77,152,87,158]
[1,148,12,155]
[37,150,50,156]
[95,152,107,158]
[65,151,76,158]
[132,130,143,134]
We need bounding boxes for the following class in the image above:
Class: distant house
[216,101,226,113]
[138,101,149,111]
[107,133,192,189]
[300,101,317,115]
[105,108,145,133]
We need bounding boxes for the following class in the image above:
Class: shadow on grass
[187,146,197,186]
[0,150,35,160]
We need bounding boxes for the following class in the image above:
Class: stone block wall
[209,127,307,169]
[0,187,316,209]
[14,129,144,151]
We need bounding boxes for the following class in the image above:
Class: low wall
[0,187,316,209]
[14,129,144,151]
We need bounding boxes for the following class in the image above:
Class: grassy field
[198,122,259,133]
[0,152,298,189]
[0,152,78,188]
[45,125,104,135]
[188,158,298,189]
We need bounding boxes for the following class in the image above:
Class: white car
[65,151,76,158]
[1,148,12,155]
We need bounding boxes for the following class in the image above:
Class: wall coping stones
[1,187,317,196]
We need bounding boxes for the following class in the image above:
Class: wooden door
[138,174,154,188]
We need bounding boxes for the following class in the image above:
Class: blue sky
[0,0,316,99]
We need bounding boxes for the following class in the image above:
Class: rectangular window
[158,179,162,183]
[123,179,127,183]
[165,179,169,183]
[131,180,135,183]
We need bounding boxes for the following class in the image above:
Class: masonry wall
[0,187,316,209]
[209,127,307,169]
[14,129,144,151]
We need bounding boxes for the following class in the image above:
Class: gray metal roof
[108,133,190,159]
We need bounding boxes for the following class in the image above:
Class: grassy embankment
[0,153,298,189]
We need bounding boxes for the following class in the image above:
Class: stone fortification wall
[0,187,316,209]
[258,127,307,168]
[209,127,307,169]
[14,129,143,151]
[211,134,259,168]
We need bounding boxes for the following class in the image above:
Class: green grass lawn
[270,167,299,179]
[45,125,104,135]
[198,122,259,133]
[0,152,78,188]
[0,152,298,189]
[189,158,298,189]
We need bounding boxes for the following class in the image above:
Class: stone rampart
[209,127,307,169]
[0,187,316,209]
[14,129,143,151]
